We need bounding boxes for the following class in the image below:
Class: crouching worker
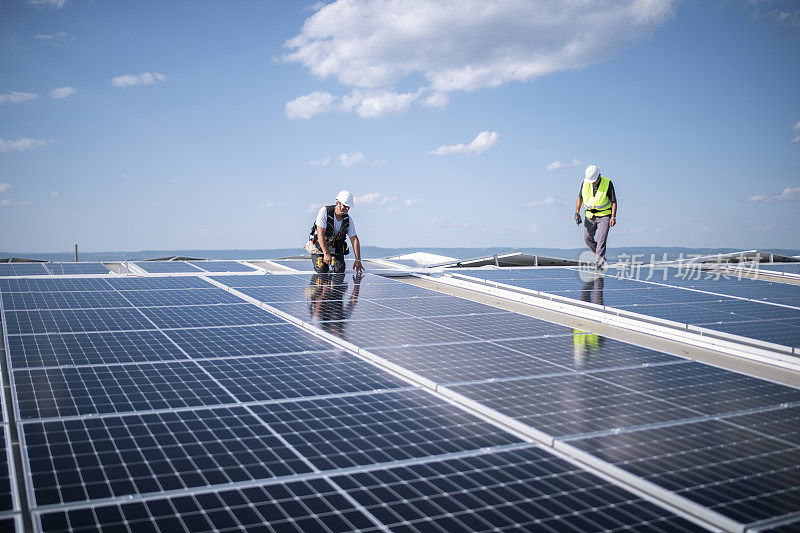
[305,190,364,274]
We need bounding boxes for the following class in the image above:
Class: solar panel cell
[1,290,131,311]
[0,278,114,293]
[44,263,111,275]
[0,263,50,276]
[0,427,13,513]
[103,277,212,290]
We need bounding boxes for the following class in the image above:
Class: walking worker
[306,190,364,274]
[574,165,617,267]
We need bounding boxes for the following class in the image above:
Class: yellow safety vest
[581,177,612,219]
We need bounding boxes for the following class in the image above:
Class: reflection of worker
[306,191,364,274]
[573,329,605,367]
[305,272,362,338]
[579,275,605,307]
[574,165,617,268]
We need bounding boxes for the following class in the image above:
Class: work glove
[574,213,582,225]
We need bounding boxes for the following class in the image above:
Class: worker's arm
[317,226,332,264]
[350,235,364,274]
[574,197,583,225]
[610,201,617,227]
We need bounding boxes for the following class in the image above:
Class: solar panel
[569,419,800,524]
[37,479,379,532]
[13,362,237,419]
[118,288,246,307]
[0,290,131,311]
[163,324,334,358]
[138,303,284,329]
[0,263,49,277]
[5,308,155,335]
[451,268,800,349]
[103,276,212,290]
[197,351,408,402]
[23,406,315,506]
[5,331,188,368]
[330,447,702,532]
[0,277,114,293]
[188,261,259,272]
[133,261,205,273]
[250,390,523,471]
[0,427,14,513]
[43,263,111,275]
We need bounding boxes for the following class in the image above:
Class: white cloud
[653,225,670,233]
[310,157,331,166]
[372,159,387,165]
[286,91,336,119]
[545,158,581,170]
[34,32,75,44]
[354,192,397,207]
[283,0,677,115]
[748,186,800,202]
[0,137,52,152]
[423,92,449,108]
[527,197,557,207]
[405,198,424,206]
[50,191,59,198]
[0,183,12,193]
[258,201,281,208]
[791,135,800,143]
[338,152,366,166]
[0,199,31,207]
[308,202,325,213]
[794,121,800,131]
[340,89,419,118]
[50,86,76,99]
[0,91,38,104]
[29,0,68,8]
[111,72,167,87]
[527,224,540,233]
[429,131,498,155]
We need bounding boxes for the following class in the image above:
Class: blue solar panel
[0,427,13,513]
[570,420,800,524]
[5,331,188,368]
[197,351,407,402]
[0,277,114,293]
[0,263,50,276]
[44,263,111,275]
[23,407,315,506]
[163,324,333,358]
[0,290,130,310]
[5,308,155,335]
[118,288,245,307]
[103,276,212,290]
[14,362,237,419]
[138,303,283,329]
[250,390,523,471]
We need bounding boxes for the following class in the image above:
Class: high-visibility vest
[581,177,612,219]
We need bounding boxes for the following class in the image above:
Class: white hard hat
[584,165,600,183]
[335,190,353,207]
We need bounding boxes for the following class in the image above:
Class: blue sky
[1,0,799,254]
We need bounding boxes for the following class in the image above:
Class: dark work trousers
[584,215,611,263]
[312,253,346,273]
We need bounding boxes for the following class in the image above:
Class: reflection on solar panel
[450,267,800,349]
[0,266,798,532]
[133,261,205,273]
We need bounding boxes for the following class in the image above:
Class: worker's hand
[574,213,582,225]
[353,259,364,275]
[609,217,616,227]
[323,252,332,265]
